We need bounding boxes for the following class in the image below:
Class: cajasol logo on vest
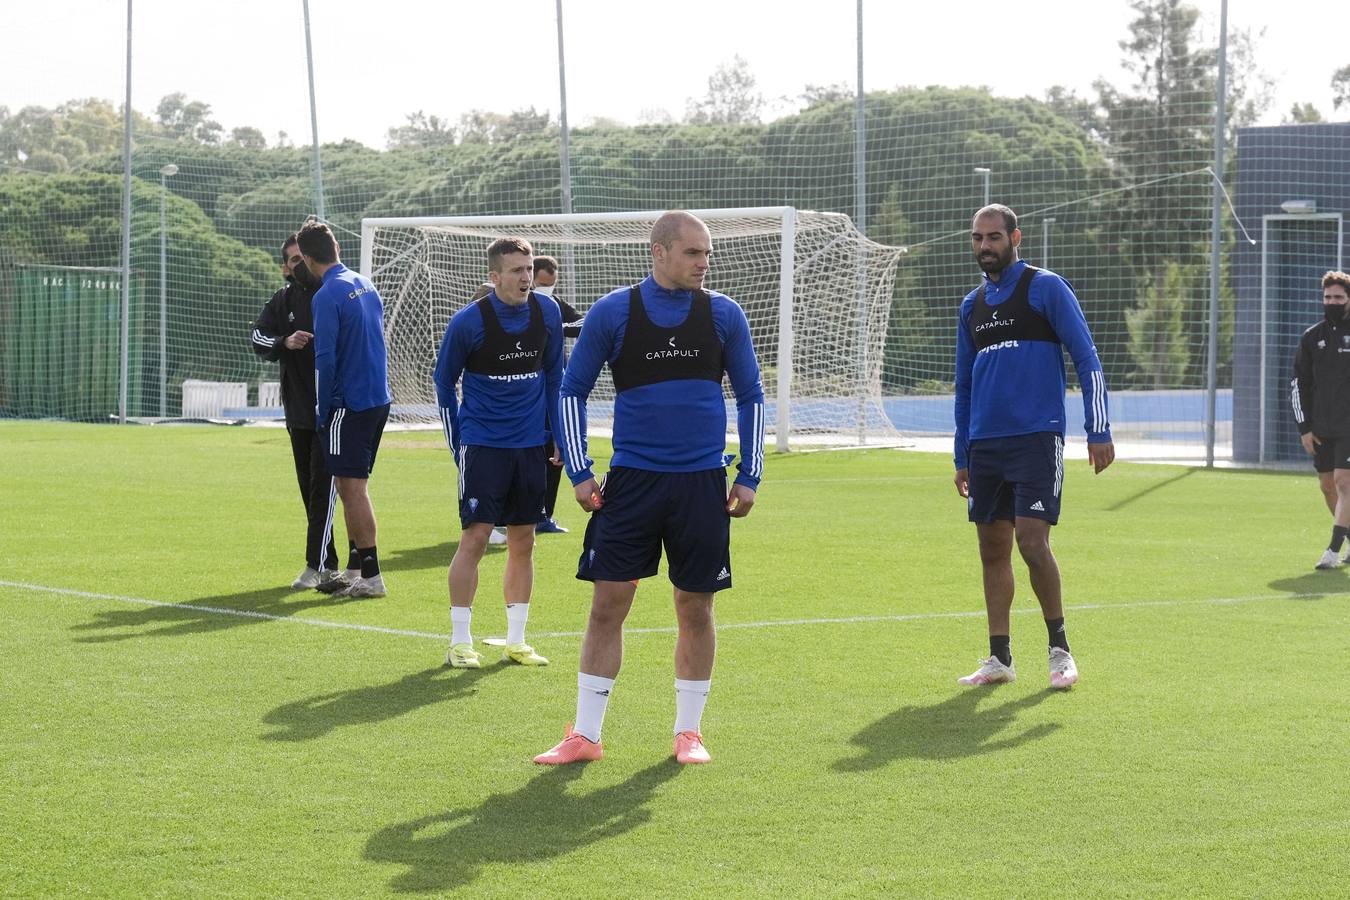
[646,335,702,360]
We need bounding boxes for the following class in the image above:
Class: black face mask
[291,261,320,290]
[1326,304,1346,325]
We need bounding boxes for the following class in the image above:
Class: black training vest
[465,293,546,376]
[968,265,1060,350]
[610,285,723,393]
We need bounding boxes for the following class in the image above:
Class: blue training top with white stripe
[953,258,1111,471]
[433,291,564,454]
[557,274,765,490]
[312,263,391,426]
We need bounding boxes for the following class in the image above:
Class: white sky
[7,0,1343,150]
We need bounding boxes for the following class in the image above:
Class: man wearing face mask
[1291,270,1350,570]
[250,232,340,590]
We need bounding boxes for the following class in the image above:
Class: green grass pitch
[2,420,1347,897]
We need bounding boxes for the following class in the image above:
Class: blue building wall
[1234,123,1350,462]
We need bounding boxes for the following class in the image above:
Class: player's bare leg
[500,524,545,665]
[1014,516,1062,620]
[1315,469,1350,569]
[535,579,635,764]
[672,588,715,763]
[976,520,1016,634]
[334,476,384,598]
[1016,515,1077,688]
[959,521,1017,685]
[580,580,637,679]
[673,589,715,680]
[335,476,376,547]
[446,522,492,667]
[1318,471,1337,515]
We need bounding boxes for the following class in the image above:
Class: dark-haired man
[299,219,392,600]
[1292,270,1350,569]
[953,204,1113,691]
[250,234,340,589]
[535,210,765,766]
[434,239,564,668]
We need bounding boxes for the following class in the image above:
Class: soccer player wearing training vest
[953,204,1113,690]
[300,219,392,600]
[1291,270,1350,570]
[535,210,766,766]
[434,238,564,669]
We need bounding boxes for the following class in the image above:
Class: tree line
[2,0,1346,405]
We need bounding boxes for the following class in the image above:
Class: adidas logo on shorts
[716,567,730,581]
[1030,500,1046,512]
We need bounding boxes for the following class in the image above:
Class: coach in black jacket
[1291,270,1350,570]
[251,233,340,589]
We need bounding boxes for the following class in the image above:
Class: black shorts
[967,432,1063,525]
[577,467,732,593]
[458,445,547,529]
[1312,436,1350,473]
[322,404,389,478]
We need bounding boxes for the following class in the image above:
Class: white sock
[450,606,473,646]
[505,603,529,645]
[574,672,615,743]
[674,678,711,735]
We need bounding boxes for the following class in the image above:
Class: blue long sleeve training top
[312,263,391,426]
[432,291,564,454]
[557,275,765,490]
[954,259,1111,470]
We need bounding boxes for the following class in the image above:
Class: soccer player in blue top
[953,204,1113,690]
[534,210,766,766]
[299,219,392,600]
[434,237,564,669]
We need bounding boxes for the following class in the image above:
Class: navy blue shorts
[458,445,547,530]
[322,403,389,478]
[577,467,732,593]
[967,432,1063,525]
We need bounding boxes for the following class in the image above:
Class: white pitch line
[1,579,1341,644]
[0,580,450,641]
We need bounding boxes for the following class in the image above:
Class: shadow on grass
[1268,568,1350,598]
[380,541,458,574]
[364,760,682,893]
[833,687,1061,772]
[260,664,503,742]
[68,586,369,643]
[1106,468,1197,512]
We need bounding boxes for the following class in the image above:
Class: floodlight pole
[302,0,326,220]
[555,0,573,217]
[118,0,134,425]
[1204,0,1228,468]
[555,0,577,306]
[974,167,991,207]
[159,163,177,417]
[854,0,868,444]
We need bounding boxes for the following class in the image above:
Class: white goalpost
[359,207,909,450]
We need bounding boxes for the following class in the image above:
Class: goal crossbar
[358,207,904,451]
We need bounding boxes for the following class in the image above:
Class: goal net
[360,207,909,449]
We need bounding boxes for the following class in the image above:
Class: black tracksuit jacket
[1292,316,1350,438]
[250,280,319,430]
